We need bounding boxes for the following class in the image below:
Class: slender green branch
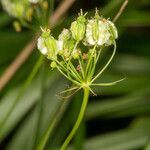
[91,41,116,83]
[36,117,57,150]
[60,86,79,94]
[86,57,94,81]
[85,45,97,76]
[60,87,82,99]
[68,64,83,82]
[91,78,125,86]
[36,101,69,150]
[88,48,102,81]
[96,47,103,63]
[56,66,80,86]
[61,88,89,150]
[68,61,83,81]
[78,58,85,79]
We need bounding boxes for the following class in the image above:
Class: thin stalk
[68,61,83,81]
[91,41,116,83]
[78,58,85,79]
[56,66,80,86]
[36,101,69,150]
[60,86,79,94]
[91,78,125,86]
[36,117,57,150]
[56,59,80,82]
[66,41,79,73]
[61,57,82,82]
[85,45,97,76]
[96,47,103,63]
[86,57,94,81]
[68,65,82,82]
[60,87,81,99]
[61,88,89,150]
[88,48,103,81]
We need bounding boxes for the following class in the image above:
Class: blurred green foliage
[0,0,150,150]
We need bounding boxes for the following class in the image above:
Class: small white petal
[40,47,47,55]
[37,37,47,55]
[57,40,63,51]
[58,29,70,41]
[107,20,118,39]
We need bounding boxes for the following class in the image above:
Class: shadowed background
[0,0,150,150]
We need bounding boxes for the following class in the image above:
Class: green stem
[91,78,125,86]
[56,66,80,86]
[78,58,85,79]
[88,48,102,81]
[68,61,83,82]
[36,101,69,150]
[91,41,116,83]
[36,117,57,150]
[85,45,97,76]
[61,88,89,150]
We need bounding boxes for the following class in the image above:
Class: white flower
[85,19,111,46]
[58,29,70,41]
[57,40,63,51]
[57,29,69,52]
[107,20,118,39]
[1,0,14,16]
[37,37,47,55]
[70,16,86,41]
[1,0,28,18]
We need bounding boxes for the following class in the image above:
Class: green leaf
[86,88,150,120]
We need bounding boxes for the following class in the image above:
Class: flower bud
[64,51,70,61]
[84,10,118,47]
[70,12,86,41]
[42,1,49,10]
[57,29,77,59]
[46,37,58,60]
[37,37,48,55]
[13,21,22,32]
[85,18,111,46]
[26,7,33,21]
[50,61,57,68]
[103,20,118,46]
[63,39,75,51]
[57,29,71,54]
[107,20,118,39]
[72,49,80,59]
[14,3,25,18]
[58,29,71,42]
[37,28,58,60]
[41,28,51,38]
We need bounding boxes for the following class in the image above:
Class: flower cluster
[1,0,48,31]
[37,9,121,93]
[37,10,124,150]
[1,0,38,19]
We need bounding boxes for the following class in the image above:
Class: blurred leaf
[6,74,68,150]
[0,30,33,65]
[0,13,11,28]
[119,10,150,26]
[84,125,150,150]
[86,88,150,120]
[0,77,41,140]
